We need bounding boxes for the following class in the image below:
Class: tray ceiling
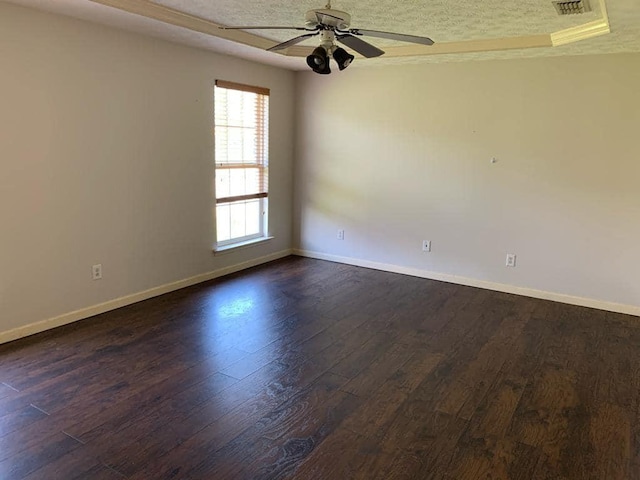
[5,0,640,69]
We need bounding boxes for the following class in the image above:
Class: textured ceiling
[4,0,640,69]
[154,0,595,44]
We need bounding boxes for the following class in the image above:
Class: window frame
[213,80,270,250]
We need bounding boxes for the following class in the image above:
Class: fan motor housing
[305,9,351,29]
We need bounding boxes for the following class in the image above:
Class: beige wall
[2,3,639,341]
[0,3,295,337]
[294,53,640,313]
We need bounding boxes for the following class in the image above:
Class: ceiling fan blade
[220,26,315,31]
[336,34,385,58]
[349,28,434,46]
[267,33,319,51]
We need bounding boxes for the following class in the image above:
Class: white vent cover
[552,0,591,15]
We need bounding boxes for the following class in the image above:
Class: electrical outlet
[506,254,516,267]
[422,240,431,252]
[337,229,345,240]
[92,264,103,280]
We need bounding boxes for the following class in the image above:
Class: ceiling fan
[220,2,435,74]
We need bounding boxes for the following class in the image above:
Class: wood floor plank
[340,352,443,443]
[212,382,360,479]
[256,372,350,442]
[380,410,469,479]
[84,360,288,475]
[0,404,49,438]
[0,413,69,463]
[340,341,415,397]
[445,435,513,480]
[509,363,584,474]
[65,370,238,444]
[506,441,545,480]
[0,432,83,479]
[20,447,112,480]
[100,358,328,477]
[0,383,17,400]
[468,375,525,439]
[589,402,631,480]
[286,427,372,480]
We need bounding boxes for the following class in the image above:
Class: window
[214,80,269,248]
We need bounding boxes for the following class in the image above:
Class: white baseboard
[293,249,640,318]
[0,249,293,346]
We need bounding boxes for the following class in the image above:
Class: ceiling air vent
[552,0,591,15]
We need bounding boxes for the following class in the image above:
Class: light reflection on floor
[203,281,273,333]
[198,279,281,391]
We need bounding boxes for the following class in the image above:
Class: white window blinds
[214,80,269,245]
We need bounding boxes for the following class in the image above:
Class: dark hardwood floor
[1,256,639,479]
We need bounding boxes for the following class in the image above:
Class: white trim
[0,249,292,346]
[214,236,274,255]
[293,249,640,318]
[550,19,610,47]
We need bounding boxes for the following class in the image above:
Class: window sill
[213,236,274,256]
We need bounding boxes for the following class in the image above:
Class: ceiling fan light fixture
[333,47,354,70]
[306,46,331,74]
